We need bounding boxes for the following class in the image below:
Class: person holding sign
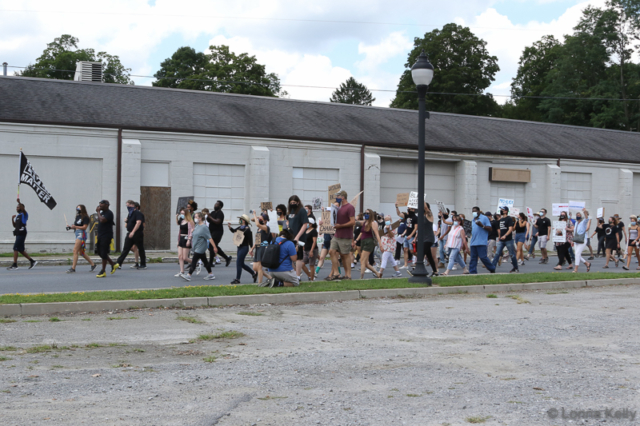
[328,190,355,281]
[572,209,591,273]
[553,212,574,271]
[228,214,257,284]
[491,206,519,273]
[6,201,37,271]
[600,216,620,268]
[354,209,382,279]
[623,215,640,270]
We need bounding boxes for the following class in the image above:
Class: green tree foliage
[153,45,285,97]
[330,77,375,105]
[18,34,132,84]
[390,23,500,116]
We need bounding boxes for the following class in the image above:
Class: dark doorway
[140,186,171,250]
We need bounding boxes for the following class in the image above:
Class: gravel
[1,285,639,425]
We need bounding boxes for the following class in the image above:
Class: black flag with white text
[19,152,57,210]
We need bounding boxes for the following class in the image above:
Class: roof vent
[74,61,103,82]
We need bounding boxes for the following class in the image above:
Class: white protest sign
[330,205,338,226]
[510,207,520,218]
[569,200,585,214]
[267,210,279,235]
[526,207,535,223]
[436,200,448,214]
[496,198,514,214]
[407,191,427,209]
[552,220,566,243]
[552,203,569,216]
[597,207,605,219]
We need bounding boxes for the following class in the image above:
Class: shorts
[361,237,375,253]
[606,239,618,250]
[586,238,591,246]
[538,235,548,249]
[322,234,332,250]
[303,248,318,265]
[96,238,111,259]
[74,229,86,241]
[330,237,353,255]
[178,235,189,248]
[514,234,526,244]
[403,237,415,249]
[254,246,265,262]
[13,234,26,252]
[296,244,304,261]
[270,270,299,286]
[380,251,397,269]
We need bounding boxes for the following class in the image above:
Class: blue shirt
[575,218,589,236]
[269,237,297,272]
[469,214,490,246]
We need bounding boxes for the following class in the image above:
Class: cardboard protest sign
[328,183,341,205]
[496,198,514,214]
[552,203,569,216]
[267,211,279,234]
[597,207,605,219]
[569,200,585,214]
[552,221,566,243]
[350,190,364,209]
[407,191,427,209]
[232,230,245,246]
[255,229,262,246]
[312,197,322,211]
[436,200,448,214]
[320,210,335,235]
[390,220,401,230]
[396,193,410,207]
[260,202,273,211]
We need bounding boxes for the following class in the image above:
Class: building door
[140,187,171,250]
[292,167,340,209]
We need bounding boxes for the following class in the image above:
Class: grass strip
[0,272,637,305]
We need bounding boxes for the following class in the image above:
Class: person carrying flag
[7,200,37,271]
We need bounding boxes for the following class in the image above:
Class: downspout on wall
[360,144,365,213]
[116,129,122,251]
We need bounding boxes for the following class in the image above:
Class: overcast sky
[1,0,607,107]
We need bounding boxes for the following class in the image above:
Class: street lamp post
[408,51,434,285]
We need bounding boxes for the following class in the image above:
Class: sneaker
[130,263,139,269]
[350,263,355,268]
[463,267,469,274]
[452,265,458,270]
[393,271,402,277]
[259,279,272,287]
[587,256,594,260]
[204,274,215,280]
[226,256,232,267]
[215,257,221,264]
[365,269,372,273]
[539,258,546,264]
[510,268,519,273]
[90,264,97,272]
[175,272,183,277]
[96,271,106,278]
[181,274,191,282]
[6,264,18,271]
[400,265,407,269]
[29,260,38,269]
[111,264,118,274]
[196,263,202,275]
[137,266,147,270]
[66,268,75,273]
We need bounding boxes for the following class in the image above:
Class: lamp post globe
[408,51,434,285]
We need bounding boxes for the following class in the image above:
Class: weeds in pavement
[506,295,530,304]
[466,416,491,423]
[26,345,57,354]
[203,356,217,363]
[0,346,18,351]
[0,356,12,361]
[133,348,145,353]
[107,316,138,320]
[486,294,497,298]
[198,331,245,341]
[85,343,102,349]
[177,316,204,324]
[23,320,41,323]
[49,317,61,322]
[236,312,263,316]
[0,319,17,323]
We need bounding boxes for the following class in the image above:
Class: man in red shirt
[327,190,355,280]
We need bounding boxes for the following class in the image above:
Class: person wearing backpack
[262,229,299,287]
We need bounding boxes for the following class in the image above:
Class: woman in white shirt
[442,215,470,276]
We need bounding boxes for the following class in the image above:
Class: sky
[0,0,608,107]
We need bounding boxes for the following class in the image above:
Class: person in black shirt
[395,204,417,267]
[613,214,626,259]
[591,218,606,257]
[129,202,145,269]
[600,216,621,268]
[491,206,519,272]
[249,211,272,285]
[206,200,232,267]
[95,200,116,278]
[228,214,257,284]
[6,201,37,271]
[486,212,498,261]
[535,208,552,264]
[67,204,96,273]
[287,195,309,279]
[302,221,319,281]
[114,200,146,271]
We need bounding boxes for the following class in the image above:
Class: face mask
[127,206,134,214]
[335,198,342,204]
[290,203,297,209]
[576,216,582,220]
[632,222,637,226]
[179,214,185,220]
[385,220,391,226]
[364,214,370,220]
[453,221,459,226]
[541,212,545,217]
[472,212,478,218]
[76,208,81,212]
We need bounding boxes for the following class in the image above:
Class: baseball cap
[501,206,509,212]
[99,200,110,206]
[484,211,492,216]
[335,190,347,198]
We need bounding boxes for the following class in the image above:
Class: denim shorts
[75,230,86,241]
[403,237,415,248]
[514,234,526,244]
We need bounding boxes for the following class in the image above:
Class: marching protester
[95,200,117,278]
[328,190,355,281]
[437,209,451,269]
[441,214,469,276]
[583,209,595,260]
[263,229,299,287]
[600,216,621,268]
[572,209,591,273]
[128,202,145,269]
[591,217,606,257]
[378,215,402,278]
[66,204,96,273]
[206,201,232,268]
[181,212,216,282]
[276,204,288,233]
[287,195,309,281]
[614,214,626,260]
[7,201,37,271]
[250,211,272,284]
[114,200,146,272]
[491,206,519,273]
[415,203,438,276]
[536,208,552,264]
[353,212,363,268]
[623,215,640,270]
[395,202,417,269]
[553,211,574,270]
[315,218,332,276]
[228,214,257,284]
[175,207,195,277]
[526,212,539,260]
[515,212,530,266]
[355,208,382,279]
[486,212,498,261]
[301,219,318,281]
[469,206,495,274]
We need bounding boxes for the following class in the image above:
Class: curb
[0,257,181,268]
[1,277,638,317]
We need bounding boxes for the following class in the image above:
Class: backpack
[261,239,286,269]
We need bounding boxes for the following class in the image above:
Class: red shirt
[334,203,355,239]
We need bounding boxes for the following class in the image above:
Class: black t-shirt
[596,225,606,239]
[305,229,318,251]
[498,216,514,241]
[617,221,625,237]
[97,209,114,239]
[288,208,309,243]
[13,213,27,236]
[74,215,89,228]
[405,212,418,232]
[208,210,224,237]
[536,217,551,236]
[489,220,499,240]
[603,224,619,241]
[126,210,144,235]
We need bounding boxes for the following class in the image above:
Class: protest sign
[330,204,338,226]
[597,207,605,219]
[255,229,262,246]
[552,221,566,243]
[260,202,273,211]
[350,190,364,209]
[232,230,245,246]
[569,200,585,214]
[19,151,57,209]
[526,207,535,222]
[267,210,279,234]
[390,220,401,230]
[552,203,569,216]
[396,193,410,207]
[407,192,427,209]
[328,183,341,205]
[312,197,322,211]
[320,210,335,235]
[435,200,448,214]
[496,198,514,214]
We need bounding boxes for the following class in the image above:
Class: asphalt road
[1,253,638,295]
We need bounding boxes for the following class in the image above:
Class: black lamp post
[408,51,434,285]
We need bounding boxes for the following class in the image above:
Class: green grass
[197,331,245,341]
[0,272,637,305]
[236,311,264,316]
[49,317,61,322]
[466,416,491,424]
[0,346,18,351]
[0,319,17,323]
[26,344,57,354]
[486,294,497,298]
[0,356,12,361]
[203,356,217,363]
[176,316,204,324]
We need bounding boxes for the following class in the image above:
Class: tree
[18,34,133,84]
[153,45,286,97]
[330,77,375,105]
[390,23,500,116]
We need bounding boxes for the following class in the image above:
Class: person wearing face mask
[536,208,552,264]
[327,190,355,281]
[286,195,309,280]
[114,200,146,272]
[175,208,194,277]
[526,213,539,261]
[491,206,519,273]
[354,209,382,279]
[553,211,574,270]
[66,204,96,273]
[600,216,621,268]
[275,204,288,233]
[468,207,495,274]
[228,214,257,284]
[591,218,606,257]
[572,208,591,273]
[206,201,232,268]
[95,200,117,278]
[181,212,217,282]
[514,213,530,266]
[395,202,418,268]
[379,215,403,278]
[613,214,627,260]
[437,209,451,269]
[6,201,37,271]
[623,215,640,270]
[441,215,469,276]
[411,202,438,276]
[250,211,272,284]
